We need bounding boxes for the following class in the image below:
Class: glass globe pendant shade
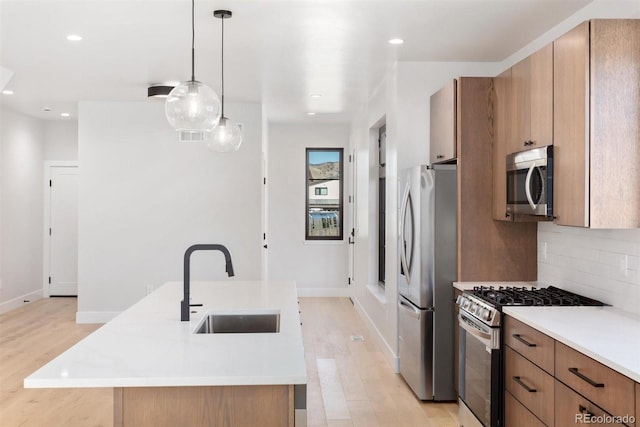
[206,116,243,152]
[165,80,222,142]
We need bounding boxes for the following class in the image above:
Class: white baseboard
[0,290,44,315]
[76,311,120,324]
[353,298,400,373]
[296,287,353,297]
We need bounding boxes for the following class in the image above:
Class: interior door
[48,165,79,296]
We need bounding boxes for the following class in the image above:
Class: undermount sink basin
[194,310,280,334]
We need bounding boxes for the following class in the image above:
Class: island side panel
[114,385,293,427]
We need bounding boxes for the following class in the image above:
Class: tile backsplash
[538,222,640,315]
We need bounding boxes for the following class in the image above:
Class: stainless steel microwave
[506,145,553,217]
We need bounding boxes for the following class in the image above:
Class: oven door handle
[458,313,493,347]
[524,161,537,211]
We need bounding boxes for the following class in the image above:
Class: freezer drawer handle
[513,376,537,393]
[512,334,537,347]
[569,368,604,388]
[398,299,421,319]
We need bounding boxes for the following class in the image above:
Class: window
[306,148,343,240]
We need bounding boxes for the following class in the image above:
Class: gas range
[456,285,605,328]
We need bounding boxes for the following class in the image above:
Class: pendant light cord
[191,0,195,82]
[221,14,225,117]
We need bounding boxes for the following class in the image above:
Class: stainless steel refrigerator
[398,164,457,401]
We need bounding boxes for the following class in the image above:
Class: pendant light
[165,0,221,143]
[207,10,243,153]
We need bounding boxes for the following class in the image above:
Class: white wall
[44,120,78,161]
[350,61,500,370]
[0,108,45,313]
[77,100,263,322]
[267,123,350,296]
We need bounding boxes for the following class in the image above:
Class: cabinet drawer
[505,346,554,426]
[505,316,554,374]
[505,390,545,427]
[555,380,627,426]
[556,342,635,425]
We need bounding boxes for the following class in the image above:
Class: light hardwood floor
[0,297,459,427]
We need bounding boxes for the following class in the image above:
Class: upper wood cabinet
[510,43,553,154]
[492,68,512,221]
[554,20,640,228]
[430,79,456,164]
[457,77,536,281]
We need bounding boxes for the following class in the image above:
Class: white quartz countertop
[24,281,307,388]
[503,306,640,383]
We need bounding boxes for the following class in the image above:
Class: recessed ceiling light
[1,90,13,95]
[310,94,322,98]
[43,107,52,112]
[388,38,404,45]
[307,112,316,116]
[66,34,83,41]
[60,113,70,117]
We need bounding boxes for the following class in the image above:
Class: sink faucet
[181,244,235,321]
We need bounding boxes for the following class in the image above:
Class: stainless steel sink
[194,311,280,334]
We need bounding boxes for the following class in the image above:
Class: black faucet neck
[182,244,235,322]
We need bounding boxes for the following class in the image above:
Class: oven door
[458,312,501,427]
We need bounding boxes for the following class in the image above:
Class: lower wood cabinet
[505,346,554,426]
[555,342,635,425]
[505,390,546,427]
[555,380,626,427]
[504,315,638,427]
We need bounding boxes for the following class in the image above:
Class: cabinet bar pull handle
[512,334,537,347]
[578,404,595,417]
[436,154,444,159]
[513,376,537,393]
[569,368,604,388]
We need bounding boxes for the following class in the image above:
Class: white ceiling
[0,0,595,123]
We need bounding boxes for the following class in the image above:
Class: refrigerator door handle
[399,187,411,284]
[398,297,421,319]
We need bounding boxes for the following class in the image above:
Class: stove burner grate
[469,285,605,308]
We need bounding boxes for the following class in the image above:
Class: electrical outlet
[542,241,548,261]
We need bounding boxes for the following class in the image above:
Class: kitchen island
[24,281,307,427]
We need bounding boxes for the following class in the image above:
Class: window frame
[305,147,344,241]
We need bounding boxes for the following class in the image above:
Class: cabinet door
[553,21,590,227]
[492,68,512,221]
[430,79,456,164]
[529,43,553,149]
[510,57,530,154]
[555,380,626,427]
[505,346,554,426]
[505,391,546,427]
[589,19,640,228]
[555,342,635,422]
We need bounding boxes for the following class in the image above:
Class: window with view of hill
[306,148,343,240]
